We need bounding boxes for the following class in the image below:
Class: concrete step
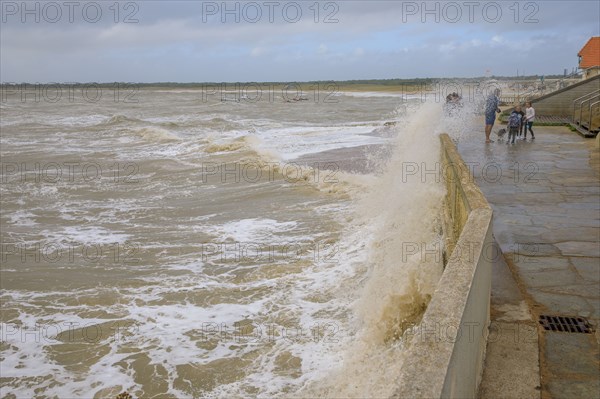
[569,122,598,138]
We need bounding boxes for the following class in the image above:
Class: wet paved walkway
[455,126,599,398]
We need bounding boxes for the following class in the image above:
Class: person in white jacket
[524,102,535,140]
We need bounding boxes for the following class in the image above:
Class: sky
[1,0,599,82]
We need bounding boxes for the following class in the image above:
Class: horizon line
[0,74,571,86]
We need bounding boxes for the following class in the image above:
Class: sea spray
[301,102,446,398]
[1,88,451,398]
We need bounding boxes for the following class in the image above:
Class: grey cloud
[1,0,598,82]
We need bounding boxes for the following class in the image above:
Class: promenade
[455,125,600,398]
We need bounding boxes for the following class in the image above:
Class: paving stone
[554,159,590,169]
[517,185,555,194]
[544,332,600,378]
[558,202,600,211]
[585,298,600,323]
[479,321,540,399]
[536,283,600,299]
[512,243,562,257]
[547,175,600,186]
[571,258,600,282]
[560,186,600,194]
[512,233,545,245]
[529,290,594,316]
[493,204,531,216]
[540,227,599,244]
[525,205,570,215]
[493,223,547,236]
[529,214,599,229]
[546,379,600,399]
[519,269,582,288]
[493,214,533,228]
[556,241,600,257]
[563,208,600,220]
[495,204,594,219]
[514,192,566,204]
[513,256,570,273]
[492,230,548,254]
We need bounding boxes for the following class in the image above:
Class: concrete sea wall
[394,134,494,398]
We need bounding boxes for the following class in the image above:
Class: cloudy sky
[1,0,598,82]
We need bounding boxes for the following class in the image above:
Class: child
[525,102,535,139]
[516,105,526,139]
[507,106,522,145]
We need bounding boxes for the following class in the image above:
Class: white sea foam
[206,218,298,242]
[248,125,389,160]
[340,91,408,98]
[44,226,132,245]
[299,101,446,397]
[1,89,452,398]
[53,114,108,127]
[7,210,38,226]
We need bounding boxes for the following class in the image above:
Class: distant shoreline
[0,76,574,101]
[0,75,567,89]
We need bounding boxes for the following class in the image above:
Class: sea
[0,86,473,398]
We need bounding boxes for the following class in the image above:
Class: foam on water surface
[1,91,452,398]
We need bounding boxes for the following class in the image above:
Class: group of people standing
[506,103,536,144]
[484,88,536,144]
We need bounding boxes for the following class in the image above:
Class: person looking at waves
[484,88,501,143]
[524,102,536,140]
[514,105,526,139]
[507,106,523,145]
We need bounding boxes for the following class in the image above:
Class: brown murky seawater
[1,89,447,398]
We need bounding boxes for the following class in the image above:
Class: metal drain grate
[539,315,593,334]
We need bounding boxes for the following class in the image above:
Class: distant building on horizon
[578,37,600,79]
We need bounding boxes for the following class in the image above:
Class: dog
[496,128,507,142]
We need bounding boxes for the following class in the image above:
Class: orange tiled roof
[578,37,600,68]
